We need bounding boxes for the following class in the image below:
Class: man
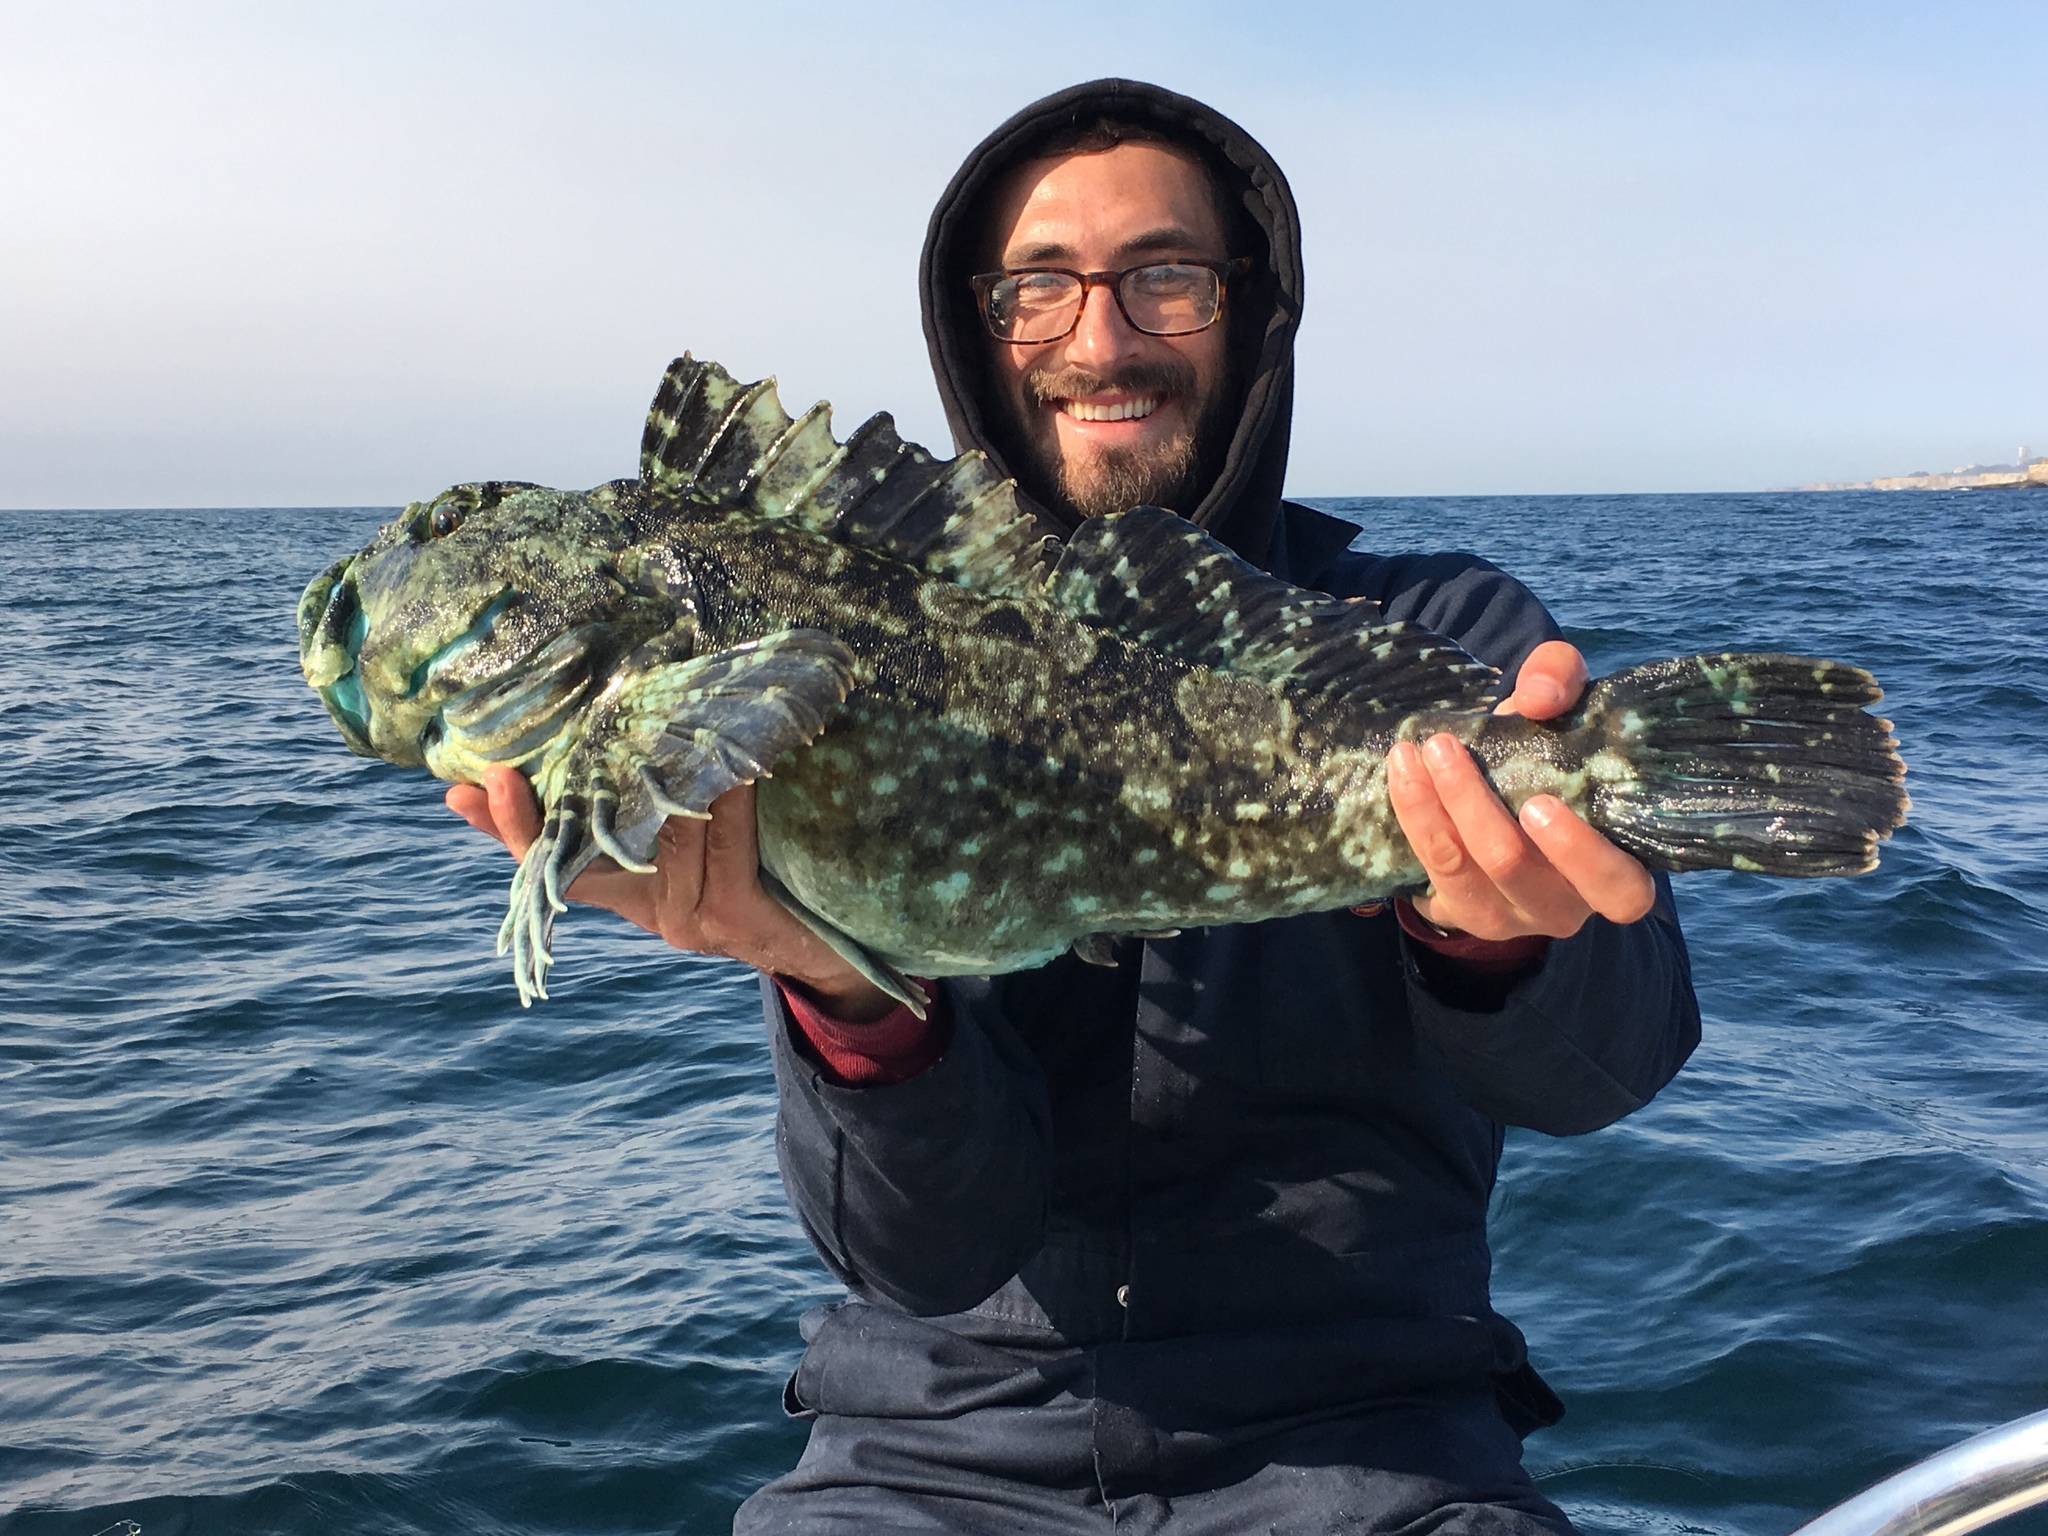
[453,79,1698,1534]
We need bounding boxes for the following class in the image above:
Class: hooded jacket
[756,79,1699,1483]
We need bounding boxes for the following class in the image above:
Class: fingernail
[1523,677,1567,714]
[1423,733,1460,768]
[1522,795,1560,829]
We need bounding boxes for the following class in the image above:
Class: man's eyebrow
[1001,224,1217,266]
[1116,225,1213,257]
[1004,239,1076,265]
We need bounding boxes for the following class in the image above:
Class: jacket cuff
[1394,899,1550,1013]
[776,978,950,1087]
[1394,898,1552,974]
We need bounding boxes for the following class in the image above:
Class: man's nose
[1061,281,1144,372]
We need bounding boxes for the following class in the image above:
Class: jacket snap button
[1115,1285,1129,1307]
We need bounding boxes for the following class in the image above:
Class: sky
[2,0,2044,506]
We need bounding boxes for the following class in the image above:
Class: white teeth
[1061,395,1160,423]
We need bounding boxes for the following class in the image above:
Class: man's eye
[1131,265,1203,295]
[1012,273,1076,304]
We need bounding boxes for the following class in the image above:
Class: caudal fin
[1570,653,1909,876]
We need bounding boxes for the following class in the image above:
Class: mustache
[1024,359,1198,407]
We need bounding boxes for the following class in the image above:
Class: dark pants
[735,1386,1573,1536]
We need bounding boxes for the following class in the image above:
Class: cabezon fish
[298,355,1909,1011]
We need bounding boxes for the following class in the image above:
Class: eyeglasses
[971,259,1251,344]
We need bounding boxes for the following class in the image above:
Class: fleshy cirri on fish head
[300,355,1909,1012]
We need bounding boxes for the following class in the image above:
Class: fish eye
[430,503,465,538]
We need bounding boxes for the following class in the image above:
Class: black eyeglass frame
[970,258,1253,344]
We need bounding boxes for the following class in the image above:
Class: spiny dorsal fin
[1047,506,1498,717]
[638,354,1043,598]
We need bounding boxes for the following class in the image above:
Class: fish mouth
[299,559,528,759]
[299,555,360,687]
[300,557,376,755]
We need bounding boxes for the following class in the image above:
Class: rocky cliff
[1800,459,2048,491]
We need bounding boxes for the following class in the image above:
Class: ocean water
[2,490,2044,1536]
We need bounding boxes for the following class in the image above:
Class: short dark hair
[1022,114,1182,161]
[999,115,1246,264]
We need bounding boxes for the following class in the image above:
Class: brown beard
[1021,360,1213,522]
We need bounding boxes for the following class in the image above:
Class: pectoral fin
[497,628,857,1007]
[756,868,927,1020]
[622,629,857,820]
[1069,928,1182,968]
[1070,932,1118,968]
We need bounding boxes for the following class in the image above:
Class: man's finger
[481,765,544,858]
[1520,796,1658,924]
[445,783,506,847]
[1386,741,1466,875]
[1497,640,1588,720]
[700,784,764,916]
[1388,740,1499,920]
[1419,732,1602,931]
[1417,734,1542,884]
[1412,732,1589,934]
[652,814,711,949]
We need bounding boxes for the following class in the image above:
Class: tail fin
[1568,653,1909,875]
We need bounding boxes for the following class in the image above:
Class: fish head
[299,480,648,773]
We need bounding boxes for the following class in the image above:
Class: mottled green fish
[298,356,1908,1010]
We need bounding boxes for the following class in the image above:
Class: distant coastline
[1793,456,2048,491]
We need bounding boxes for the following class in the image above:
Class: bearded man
[453,79,1699,1535]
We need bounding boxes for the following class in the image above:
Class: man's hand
[1386,639,1657,941]
[446,766,899,1020]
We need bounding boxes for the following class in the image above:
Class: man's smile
[1023,361,1197,439]
[1057,393,1162,424]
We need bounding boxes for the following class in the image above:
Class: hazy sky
[3,1,2044,506]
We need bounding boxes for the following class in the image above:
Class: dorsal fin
[1047,506,1498,716]
[638,354,1044,598]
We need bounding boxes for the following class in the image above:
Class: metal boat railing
[1789,1409,2048,1536]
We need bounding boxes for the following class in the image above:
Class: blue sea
[3,489,2044,1536]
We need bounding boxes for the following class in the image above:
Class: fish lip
[317,670,376,756]
[299,556,363,689]
[299,559,378,753]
